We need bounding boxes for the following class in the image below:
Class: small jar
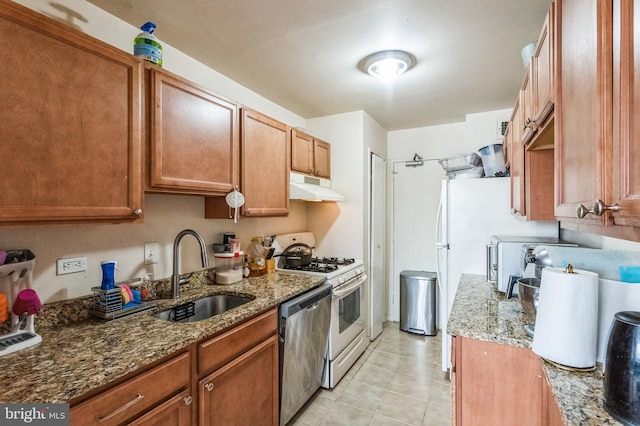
[140,274,155,300]
[246,237,267,277]
[214,251,244,285]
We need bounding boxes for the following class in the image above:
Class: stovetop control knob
[339,276,346,284]
[356,267,364,275]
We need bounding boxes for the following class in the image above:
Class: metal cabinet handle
[133,209,143,217]
[95,393,144,423]
[577,200,620,218]
[522,117,535,130]
[183,396,193,405]
[576,204,594,218]
[205,383,214,392]
[592,199,619,216]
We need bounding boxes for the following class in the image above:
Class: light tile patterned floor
[289,322,451,426]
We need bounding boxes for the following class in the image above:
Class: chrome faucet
[171,229,209,299]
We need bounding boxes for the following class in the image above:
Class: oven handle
[332,274,367,298]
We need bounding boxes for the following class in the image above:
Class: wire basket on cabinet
[438,152,482,173]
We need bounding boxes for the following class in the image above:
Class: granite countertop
[0,270,325,404]
[448,274,620,426]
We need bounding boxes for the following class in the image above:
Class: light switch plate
[144,242,159,265]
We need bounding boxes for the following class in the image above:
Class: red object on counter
[12,289,41,316]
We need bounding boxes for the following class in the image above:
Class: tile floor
[289,322,452,426]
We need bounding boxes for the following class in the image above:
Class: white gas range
[273,232,369,389]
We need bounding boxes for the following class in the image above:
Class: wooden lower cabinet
[70,352,192,425]
[543,376,565,426]
[452,336,544,426]
[199,335,279,425]
[129,389,193,426]
[197,308,279,425]
[71,308,279,426]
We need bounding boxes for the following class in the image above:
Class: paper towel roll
[532,267,599,368]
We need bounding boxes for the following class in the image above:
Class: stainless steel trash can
[400,270,437,336]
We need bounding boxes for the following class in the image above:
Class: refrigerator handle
[435,188,448,249]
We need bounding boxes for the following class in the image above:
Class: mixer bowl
[517,278,541,324]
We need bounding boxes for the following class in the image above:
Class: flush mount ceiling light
[361,50,416,80]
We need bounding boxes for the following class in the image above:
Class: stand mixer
[0,250,42,356]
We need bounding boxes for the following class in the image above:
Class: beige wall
[6,0,310,304]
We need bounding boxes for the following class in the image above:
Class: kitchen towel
[533,267,599,368]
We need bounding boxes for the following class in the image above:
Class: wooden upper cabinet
[555,0,612,225]
[611,0,640,227]
[147,68,239,195]
[291,130,314,175]
[521,67,535,144]
[534,4,555,128]
[0,2,143,224]
[204,108,290,219]
[241,109,290,216]
[291,129,331,178]
[313,139,331,178]
[510,94,525,217]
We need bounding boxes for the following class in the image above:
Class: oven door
[329,273,367,359]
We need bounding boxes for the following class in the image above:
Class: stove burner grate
[312,257,355,266]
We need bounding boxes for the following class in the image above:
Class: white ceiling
[87,0,552,130]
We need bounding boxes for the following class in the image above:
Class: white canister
[214,251,244,285]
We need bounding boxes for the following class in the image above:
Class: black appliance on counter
[603,311,640,425]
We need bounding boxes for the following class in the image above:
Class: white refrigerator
[435,177,558,371]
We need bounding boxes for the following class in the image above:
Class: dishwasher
[279,282,332,426]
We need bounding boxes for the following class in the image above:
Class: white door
[370,152,386,340]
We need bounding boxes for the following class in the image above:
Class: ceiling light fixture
[361,50,416,80]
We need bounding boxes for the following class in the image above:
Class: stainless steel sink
[152,294,254,323]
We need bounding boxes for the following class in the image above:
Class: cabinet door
[313,139,331,178]
[555,0,612,224]
[0,2,143,223]
[521,67,536,144]
[148,69,239,195]
[241,108,290,216]
[291,129,314,174]
[199,335,279,426]
[525,149,556,221]
[542,377,565,426]
[128,389,192,426]
[455,337,543,426]
[533,4,555,128]
[611,0,640,226]
[510,94,526,217]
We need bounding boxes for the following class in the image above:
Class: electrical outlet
[57,256,87,275]
[144,242,159,265]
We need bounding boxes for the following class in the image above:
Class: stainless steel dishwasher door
[279,282,332,426]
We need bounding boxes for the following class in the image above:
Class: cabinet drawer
[70,352,190,426]
[198,308,277,376]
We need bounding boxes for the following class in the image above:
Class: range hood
[289,172,345,202]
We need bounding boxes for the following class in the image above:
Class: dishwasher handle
[279,282,332,319]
